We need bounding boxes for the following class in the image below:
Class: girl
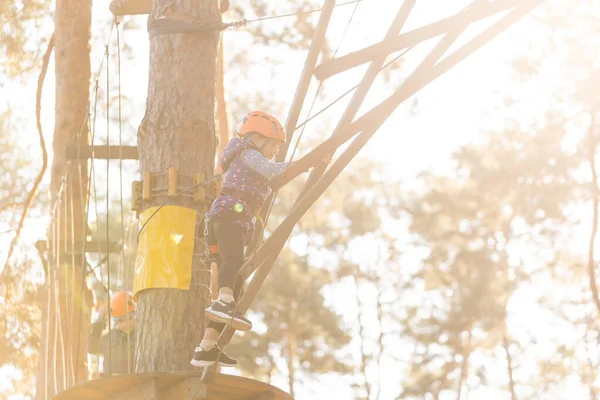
[191,110,323,367]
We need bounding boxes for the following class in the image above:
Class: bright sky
[2,0,596,399]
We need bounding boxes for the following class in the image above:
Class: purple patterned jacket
[207,137,289,241]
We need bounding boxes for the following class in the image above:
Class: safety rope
[293,46,415,132]
[243,0,368,24]
[250,0,362,263]
[288,0,362,162]
[148,0,371,37]
[72,19,117,384]
[48,0,381,384]
[115,20,133,375]
[104,31,113,375]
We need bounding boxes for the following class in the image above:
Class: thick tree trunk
[36,0,92,398]
[135,0,219,372]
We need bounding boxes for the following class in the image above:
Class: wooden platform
[53,372,293,400]
[110,0,151,16]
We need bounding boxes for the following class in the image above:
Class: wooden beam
[246,0,337,256]
[51,372,293,400]
[109,0,151,16]
[254,393,275,400]
[313,0,520,81]
[220,0,543,351]
[66,144,139,160]
[293,0,416,207]
[254,392,275,400]
[159,377,207,399]
[270,0,543,191]
[36,239,122,254]
[112,379,159,400]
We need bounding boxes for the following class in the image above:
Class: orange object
[238,111,285,143]
[110,291,136,317]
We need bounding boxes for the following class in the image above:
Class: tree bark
[135,0,219,372]
[37,0,92,398]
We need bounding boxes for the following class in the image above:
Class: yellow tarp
[133,205,197,298]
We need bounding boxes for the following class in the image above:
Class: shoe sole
[190,359,237,368]
[205,308,252,331]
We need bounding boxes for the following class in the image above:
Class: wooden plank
[221,0,544,358]
[255,393,275,400]
[37,239,122,254]
[110,0,151,15]
[159,377,207,399]
[312,0,520,81]
[210,374,292,399]
[292,0,416,208]
[246,0,339,257]
[66,144,139,160]
[52,372,293,400]
[113,379,159,400]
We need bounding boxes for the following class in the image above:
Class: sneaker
[190,345,237,368]
[205,299,253,331]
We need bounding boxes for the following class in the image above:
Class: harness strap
[220,186,262,215]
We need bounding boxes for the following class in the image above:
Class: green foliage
[0,0,52,79]
[0,110,44,399]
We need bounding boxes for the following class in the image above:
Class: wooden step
[110,0,151,16]
[52,372,293,400]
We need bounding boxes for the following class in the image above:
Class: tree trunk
[37,0,92,398]
[456,330,473,400]
[135,0,219,372]
[354,273,371,399]
[286,329,297,398]
[586,110,600,317]
[375,290,384,400]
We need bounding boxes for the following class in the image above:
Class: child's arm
[240,149,290,179]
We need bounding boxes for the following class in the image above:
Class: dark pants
[206,220,244,332]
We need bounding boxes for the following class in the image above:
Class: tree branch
[354,270,371,399]
[586,110,600,318]
[0,202,22,215]
[1,32,53,276]
[503,335,518,400]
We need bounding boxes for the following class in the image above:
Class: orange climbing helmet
[238,111,286,143]
[110,291,136,317]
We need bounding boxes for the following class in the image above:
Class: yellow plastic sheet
[133,206,197,298]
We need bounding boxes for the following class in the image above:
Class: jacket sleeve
[87,320,105,355]
[240,149,290,179]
